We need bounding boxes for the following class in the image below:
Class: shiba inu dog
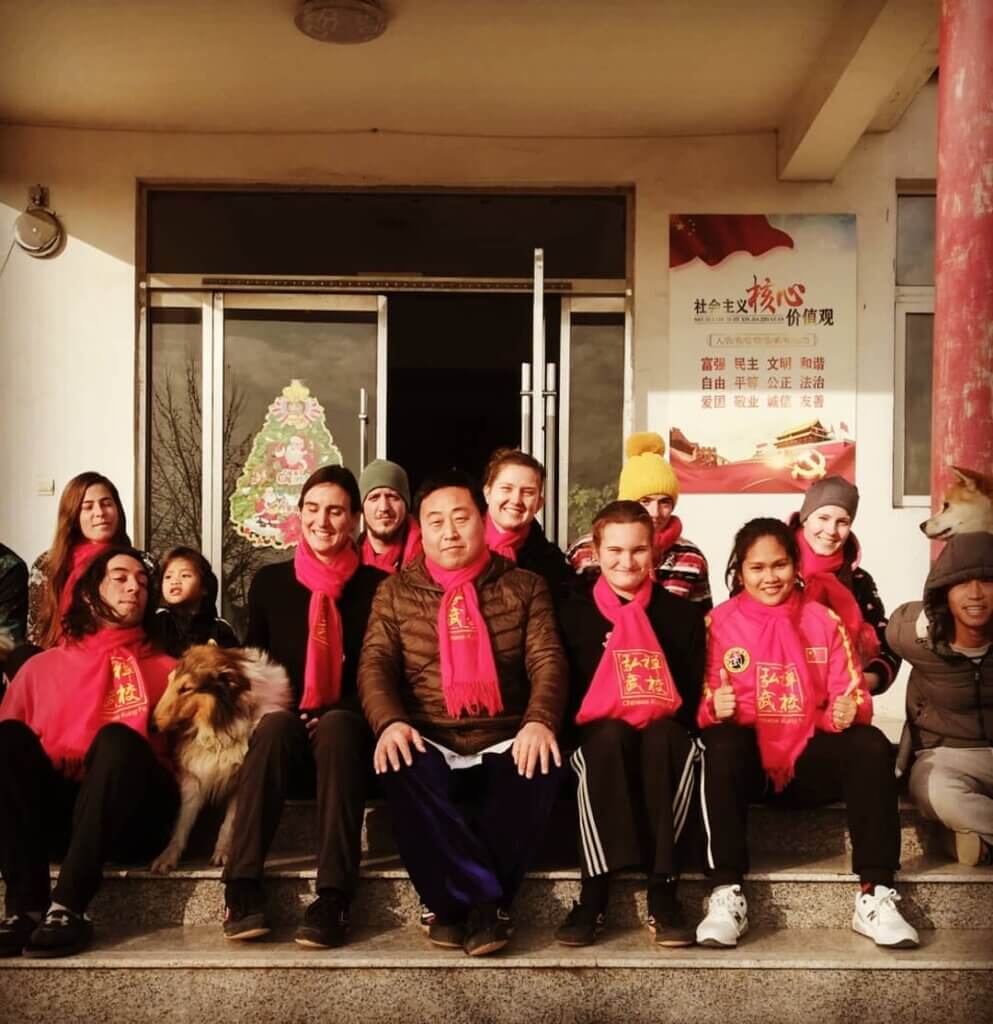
[150,644,291,873]
[921,467,993,540]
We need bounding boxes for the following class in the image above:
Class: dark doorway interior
[387,293,559,491]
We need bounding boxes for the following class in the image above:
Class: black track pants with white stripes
[570,717,697,878]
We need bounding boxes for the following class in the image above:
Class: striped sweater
[567,532,712,611]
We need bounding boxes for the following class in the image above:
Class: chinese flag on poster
[670,214,794,269]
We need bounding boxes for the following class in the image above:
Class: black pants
[699,723,900,888]
[0,719,179,916]
[380,744,566,921]
[223,708,373,899]
[571,717,697,878]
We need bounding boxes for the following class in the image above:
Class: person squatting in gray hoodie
[887,532,993,866]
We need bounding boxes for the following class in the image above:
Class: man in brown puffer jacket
[358,469,568,957]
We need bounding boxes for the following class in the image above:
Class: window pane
[896,195,935,286]
[148,308,203,557]
[222,310,378,633]
[904,312,933,495]
[567,316,624,542]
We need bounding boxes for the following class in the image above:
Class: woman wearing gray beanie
[789,476,900,694]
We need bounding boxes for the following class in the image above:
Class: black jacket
[556,578,706,744]
[244,558,385,712]
[515,520,575,604]
[787,513,900,693]
[151,606,240,659]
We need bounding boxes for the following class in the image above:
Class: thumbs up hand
[714,668,737,721]
[832,693,857,731]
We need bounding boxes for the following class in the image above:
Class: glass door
[146,291,387,633]
[554,297,630,547]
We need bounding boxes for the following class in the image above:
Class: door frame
[139,276,631,558]
[140,289,387,576]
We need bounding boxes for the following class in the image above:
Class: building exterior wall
[0,83,937,717]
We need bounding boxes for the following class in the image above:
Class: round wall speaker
[14,206,63,258]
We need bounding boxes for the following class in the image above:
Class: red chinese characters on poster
[667,214,856,493]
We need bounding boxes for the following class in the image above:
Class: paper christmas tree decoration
[229,379,343,549]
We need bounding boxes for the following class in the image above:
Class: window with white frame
[893,189,935,506]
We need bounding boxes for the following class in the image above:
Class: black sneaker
[294,892,349,949]
[223,880,270,941]
[426,917,466,949]
[555,900,606,946]
[418,905,435,933]
[647,900,694,947]
[21,908,93,959]
[0,914,39,958]
[463,903,512,957]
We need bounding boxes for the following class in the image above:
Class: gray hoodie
[886,532,993,751]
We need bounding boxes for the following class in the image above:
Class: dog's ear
[950,465,979,490]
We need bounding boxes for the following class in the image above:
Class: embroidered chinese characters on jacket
[754,661,804,719]
[102,654,149,723]
[612,649,677,708]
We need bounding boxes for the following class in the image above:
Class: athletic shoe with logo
[647,901,694,947]
[294,891,349,949]
[695,884,748,948]
[223,879,270,941]
[426,918,466,949]
[852,886,919,948]
[0,914,39,958]
[464,903,512,957]
[21,908,93,959]
[555,900,606,947]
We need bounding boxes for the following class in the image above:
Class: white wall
[0,83,937,717]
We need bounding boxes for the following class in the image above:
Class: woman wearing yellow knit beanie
[567,433,711,609]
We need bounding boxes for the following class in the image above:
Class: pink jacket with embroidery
[698,594,872,733]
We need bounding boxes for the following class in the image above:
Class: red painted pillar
[932,0,993,506]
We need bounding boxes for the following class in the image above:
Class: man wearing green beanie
[358,460,423,574]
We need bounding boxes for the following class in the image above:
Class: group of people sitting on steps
[0,433,990,961]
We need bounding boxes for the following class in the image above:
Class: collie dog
[150,644,291,874]
[921,466,993,540]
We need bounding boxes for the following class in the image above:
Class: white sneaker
[695,884,748,947]
[852,886,920,948]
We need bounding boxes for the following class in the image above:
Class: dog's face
[921,467,993,540]
[154,644,250,735]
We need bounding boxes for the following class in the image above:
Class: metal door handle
[544,363,557,540]
[520,363,532,454]
[358,387,369,472]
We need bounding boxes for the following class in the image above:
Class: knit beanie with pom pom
[617,432,681,504]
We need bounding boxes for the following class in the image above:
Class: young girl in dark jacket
[150,547,239,657]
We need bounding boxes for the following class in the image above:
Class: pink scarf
[654,516,683,557]
[485,514,529,563]
[576,576,681,728]
[58,541,112,621]
[0,626,174,773]
[796,530,880,664]
[361,516,423,575]
[733,590,818,792]
[424,551,503,719]
[294,540,360,710]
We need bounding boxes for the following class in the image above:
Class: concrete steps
[3,926,992,1024]
[3,799,992,1023]
[49,851,992,932]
